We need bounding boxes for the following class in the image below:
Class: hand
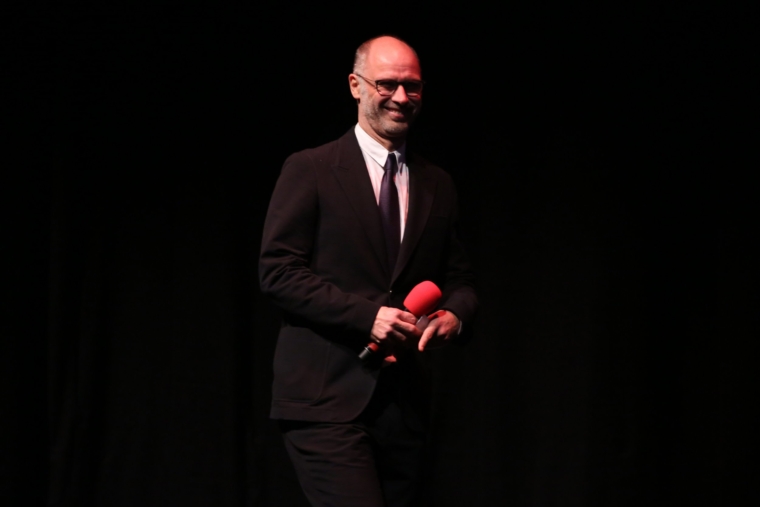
[418,311,460,351]
[371,307,421,347]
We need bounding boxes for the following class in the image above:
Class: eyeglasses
[354,73,424,98]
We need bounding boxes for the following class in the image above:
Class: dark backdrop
[4,2,755,507]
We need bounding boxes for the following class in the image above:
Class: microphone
[359,281,442,361]
[404,281,443,331]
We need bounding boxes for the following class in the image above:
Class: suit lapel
[332,131,391,276]
[393,156,437,282]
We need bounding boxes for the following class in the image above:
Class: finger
[418,323,437,351]
[397,311,418,324]
[381,355,397,367]
[389,328,408,342]
[373,324,405,343]
[394,320,422,338]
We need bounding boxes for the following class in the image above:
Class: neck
[357,120,406,152]
[383,138,405,152]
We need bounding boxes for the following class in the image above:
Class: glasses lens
[403,81,423,96]
[376,80,396,96]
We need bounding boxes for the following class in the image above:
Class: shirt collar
[354,124,406,169]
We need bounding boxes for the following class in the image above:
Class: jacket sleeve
[258,151,381,336]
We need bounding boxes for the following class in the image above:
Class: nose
[391,84,410,104]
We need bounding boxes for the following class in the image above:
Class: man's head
[349,36,423,150]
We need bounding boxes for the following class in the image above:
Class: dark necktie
[379,153,400,273]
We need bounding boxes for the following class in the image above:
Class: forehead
[365,39,421,78]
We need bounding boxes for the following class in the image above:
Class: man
[259,35,477,507]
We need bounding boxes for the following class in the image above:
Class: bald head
[353,36,420,75]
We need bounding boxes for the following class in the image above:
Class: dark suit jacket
[259,128,477,423]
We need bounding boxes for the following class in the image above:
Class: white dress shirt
[354,124,409,241]
[354,125,462,333]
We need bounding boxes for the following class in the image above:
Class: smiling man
[259,35,477,507]
[350,37,422,147]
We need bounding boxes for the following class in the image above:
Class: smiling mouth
[384,107,408,119]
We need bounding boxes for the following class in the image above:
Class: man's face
[349,38,422,148]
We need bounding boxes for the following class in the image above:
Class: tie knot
[385,153,398,176]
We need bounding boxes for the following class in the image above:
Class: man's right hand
[370,307,421,346]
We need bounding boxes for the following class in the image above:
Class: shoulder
[284,129,357,169]
[287,138,339,163]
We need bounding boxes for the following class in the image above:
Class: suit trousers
[279,365,427,507]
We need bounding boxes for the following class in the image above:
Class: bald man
[260,35,478,507]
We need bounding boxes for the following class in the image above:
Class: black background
[3,2,756,506]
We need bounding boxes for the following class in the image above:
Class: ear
[348,74,361,100]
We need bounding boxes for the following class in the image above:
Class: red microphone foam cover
[403,281,442,317]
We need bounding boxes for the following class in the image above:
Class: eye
[376,80,397,95]
[401,81,423,95]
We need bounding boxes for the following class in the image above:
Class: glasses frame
[354,73,425,98]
